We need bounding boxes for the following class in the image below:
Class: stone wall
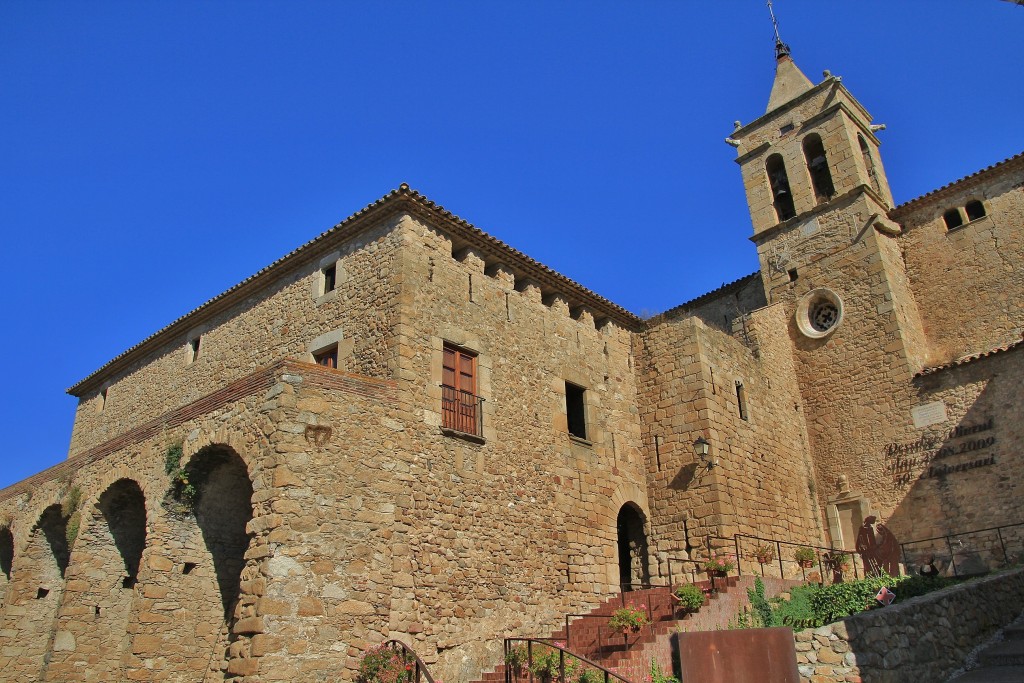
[794,567,1024,683]
[637,298,824,570]
[68,214,406,456]
[391,213,651,681]
[896,159,1024,366]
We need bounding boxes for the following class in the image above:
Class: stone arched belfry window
[766,153,796,222]
[803,134,835,203]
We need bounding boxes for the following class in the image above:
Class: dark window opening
[442,344,481,436]
[965,200,986,221]
[779,123,795,135]
[803,134,835,203]
[99,387,108,411]
[37,587,49,599]
[94,605,101,615]
[122,576,136,589]
[188,337,201,364]
[766,154,796,222]
[322,264,337,294]
[313,345,338,369]
[735,382,749,421]
[788,268,798,282]
[565,382,587,440]
[182,562,197,575]
[943,208,964,230]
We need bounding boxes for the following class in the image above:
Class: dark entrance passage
[617,503,650,591]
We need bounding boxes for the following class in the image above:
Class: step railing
[733,533,862,584]
[504,638,633,683]
[899,520,1024,577]
[379,639,436,683]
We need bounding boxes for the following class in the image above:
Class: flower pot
[798,560,814,569]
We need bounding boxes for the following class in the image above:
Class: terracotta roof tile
[916,335,1024,377]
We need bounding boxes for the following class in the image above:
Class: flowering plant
[752,543,775,564]
[608,606,650,633]
[357,643,412,683]
[702,553,735,573]
[672,583,706,611]
[794,546,817,567]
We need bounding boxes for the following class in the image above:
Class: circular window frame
[796,288,844,339]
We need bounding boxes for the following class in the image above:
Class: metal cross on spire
[767,0,791,59]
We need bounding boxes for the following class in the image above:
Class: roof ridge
[892,151,1024,216]
[645,271,761,325]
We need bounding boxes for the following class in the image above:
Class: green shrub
[529,646,576,683]
[747,577,775,627]
[810,573,900,623]
[357,644,410,683]
[649,658,679,683]
[673,583,706,611]
[772,583,819,628]
[505,644,528,673]
[608,605,649,633]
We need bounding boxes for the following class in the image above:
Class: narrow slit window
[187,337,201,364]
[98,387,108,413]
[565,382,587,441]
[313,345,338,369]
[858,135,881,193]
[735,381,749,421]
[766,154,796,221]
[965,200,986,221]
[943,208,964,230]
[322,264,337,294]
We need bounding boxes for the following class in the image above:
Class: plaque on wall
[911,401,947,428]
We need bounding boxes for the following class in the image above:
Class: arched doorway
[616,504,650,591]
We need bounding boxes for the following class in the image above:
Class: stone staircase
[949,623,1024,682]
[473,575,800,683]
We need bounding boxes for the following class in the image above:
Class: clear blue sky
[1,1,1021,490]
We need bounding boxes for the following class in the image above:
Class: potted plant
[672,583,706,614]
[505,644,528,679]
[608,605,649,635]
[794,546,817,568]
[702,553,735,577]
[752,543,775,565]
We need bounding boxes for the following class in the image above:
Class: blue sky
[1,1,1021,490]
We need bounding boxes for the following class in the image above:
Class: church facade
[0,42,1021,683]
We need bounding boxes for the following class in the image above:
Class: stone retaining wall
[795,567,1024,683]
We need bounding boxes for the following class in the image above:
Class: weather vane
[767,0,791,58]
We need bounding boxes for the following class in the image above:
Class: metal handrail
[383,639,436,683]
[733,533,861,582]
[899,520,1024,577]
[504,637,633,683]
[441,385,484,436]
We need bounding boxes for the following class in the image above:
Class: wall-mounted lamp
[693,436,717,468]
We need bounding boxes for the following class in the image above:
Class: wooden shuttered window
[442,345,481,435]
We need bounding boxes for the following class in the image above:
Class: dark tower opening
[803,134,835,202]
[766,154,796,221]
[616,503,650,591]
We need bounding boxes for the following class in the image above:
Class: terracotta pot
[798,560,814,569]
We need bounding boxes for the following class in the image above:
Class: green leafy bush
[772,583,819,628]
[357,644,411,683]
[673,583,706,611]
[810,573,900,623]
[505,644,528,674]
[529,645,577,683]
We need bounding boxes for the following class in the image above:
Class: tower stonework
[0,39,1022,683]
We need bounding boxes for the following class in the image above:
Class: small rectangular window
[965,200,986,221]
[943,208,964,230]
[313,345,338,369]
[187,337,201,364]
[322,264,337,294]
[565,382,587,440]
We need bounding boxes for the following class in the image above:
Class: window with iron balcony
[441,344,483,438]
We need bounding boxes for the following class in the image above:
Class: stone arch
[616,503,651,591]
[44,478,148,682]
[128,441,256,680]
[0,504,72,680]
[0,525,13,605]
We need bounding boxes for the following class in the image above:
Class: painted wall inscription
[886,418,996,487]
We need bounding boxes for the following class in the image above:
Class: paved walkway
[949,624,1024,682]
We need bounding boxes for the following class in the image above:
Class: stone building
[0,38,1021,683]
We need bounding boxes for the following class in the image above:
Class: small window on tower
[803,134,835,203]
[943,208,964,231]
[313,345,338,369]
[187,337,201,365]
[766,154,797,222]
[322,264,337,294]
[565,382,588,441]
[965,200,986,221]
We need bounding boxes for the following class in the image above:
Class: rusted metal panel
[673,627,800,683]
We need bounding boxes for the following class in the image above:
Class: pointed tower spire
[765,0,814,113]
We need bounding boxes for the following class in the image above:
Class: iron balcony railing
[441,385,484,437]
